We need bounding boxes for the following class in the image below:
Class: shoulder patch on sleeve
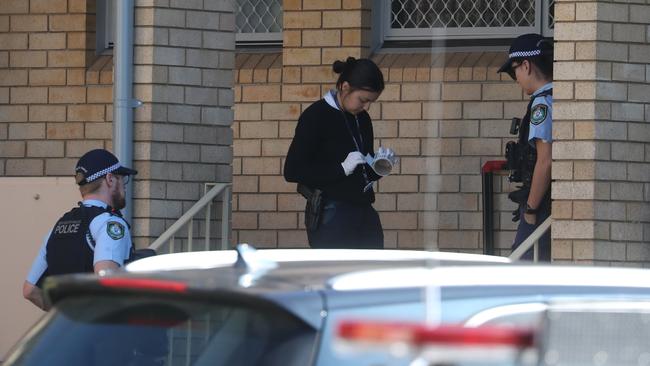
[531,104,548,125]
[107,221,125,240]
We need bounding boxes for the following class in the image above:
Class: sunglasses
[507,61,524,81]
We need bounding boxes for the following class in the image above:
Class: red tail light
[338,320,534,348]
[99,278,188,293]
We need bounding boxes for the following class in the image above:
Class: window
[234,0,282,46]
[383,0,555,41]
[96,0,115,53]
[543,0,555,36]
[9,295,316,366]
[97,1,283,51]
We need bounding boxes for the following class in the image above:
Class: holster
[297,183,324,231]
[505,140,523,183]
[508,187,529,222]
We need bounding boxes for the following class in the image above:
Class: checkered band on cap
[509,49,541,59]
[85,163,121,183]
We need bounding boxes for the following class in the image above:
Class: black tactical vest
[518,88,553,188]
[38,204,121,286]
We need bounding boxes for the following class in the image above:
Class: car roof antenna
[234,243,278,272]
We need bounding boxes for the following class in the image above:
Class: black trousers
[512,194,551,261]
[308,200,384,249]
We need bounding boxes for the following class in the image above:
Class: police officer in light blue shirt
[498,33,553,261]
[23,149,137,310]
[529,83,553,145]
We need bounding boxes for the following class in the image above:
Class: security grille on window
[385,0,554,40]
[234,0,282,45]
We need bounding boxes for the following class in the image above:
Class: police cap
[498,33,552,74]
[75,149,138,185]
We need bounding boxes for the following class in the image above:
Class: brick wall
[0,0,108,177]
[231,0,523,253]
[0,0,235,249]
[372,52,524,252]
[232,0,374,248]
[233,51,525,252]
[552,0,650,265]
[130,0,234,248]
[6,0,648,262]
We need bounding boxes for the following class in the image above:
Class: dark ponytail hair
[333,57,385,94]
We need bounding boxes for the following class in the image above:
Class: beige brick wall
[1,0,235,249]
[0,1,101,177]
[233,51,526,252]
[233,0,377,248]
[6,0,648,262]
[231,1,522,253]
[232,1,650,262]
[131,0,234,248]
[552,0,650,265]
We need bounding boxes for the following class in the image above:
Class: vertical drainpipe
[113,0,140,223]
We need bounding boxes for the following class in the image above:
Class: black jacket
[284,97,381,205]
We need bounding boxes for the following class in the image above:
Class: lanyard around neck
[332,92,373,192]
[333,92,364,153]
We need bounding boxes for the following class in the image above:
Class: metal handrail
[508,216,552,262]
[148,183,231,253]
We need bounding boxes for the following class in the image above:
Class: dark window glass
[8,295,315,366]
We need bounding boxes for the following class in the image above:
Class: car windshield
[7,294,316,366]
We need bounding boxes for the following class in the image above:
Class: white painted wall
[0,177,79,359]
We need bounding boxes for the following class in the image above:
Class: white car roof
[329,265,650,291]
[125,248,510,273]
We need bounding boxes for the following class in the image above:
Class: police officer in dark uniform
[23,149,137,310]
[498,33,553,261]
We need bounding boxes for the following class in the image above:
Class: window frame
[235,32,282,45]
[234,0,282,47]
[96,0,115,53]
[381,0,553,42]
[97,0,283,50]
[541,0,555,37]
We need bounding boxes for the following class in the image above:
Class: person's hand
[511,208,520,222]
[341,151,365,176]
[378,147,398,165]
[370,147,399,176]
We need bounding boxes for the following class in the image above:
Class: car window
[440,285,650,324]
[7,294,316,366]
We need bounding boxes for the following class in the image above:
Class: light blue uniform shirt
[528,82,553,145]
[26,200,132,285]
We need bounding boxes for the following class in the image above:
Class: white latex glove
[377,146,397,164]
[366,147,399,176]
[341,151,365,176]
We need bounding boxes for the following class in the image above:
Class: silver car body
[7,247,650,366]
